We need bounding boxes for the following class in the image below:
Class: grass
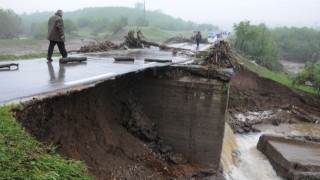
[76,26,209,42]
[0,105,93,179]
[128,26,194,42]
[0,53,60,61]
[234,51,318,95]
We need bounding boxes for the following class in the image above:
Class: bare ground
[228,64,320,131]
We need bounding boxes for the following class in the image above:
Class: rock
[251,127,261,132]
[272,119,280,126]
[140,130,157,142]
[280,104,291,110]
[231,150,242,166]
[244,122,252,128]
[304,136,312,141]
[192,170,215,178]
[243,127,251,133]
[163,166,168,172]
[169,154,183,164]
[305,81,313,87]
[160,144,172,153]
[289,119,295,124]
[237,128,245,134]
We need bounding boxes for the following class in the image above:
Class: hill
[21,7,219,38]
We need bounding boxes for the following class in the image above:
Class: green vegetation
[0,9,23,38]
[232,21,280,70]
[234,51,318,95]
[221,83,229,93]
[0,38,41,45]
[293,62,320,94]
[0,105,93,179]
[124,26,194,42]
[20,7,219,40]
[0,53,60,61]
[231,21,320,70]
[273,27,320,62]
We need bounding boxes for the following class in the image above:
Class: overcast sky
[1,0,319,30]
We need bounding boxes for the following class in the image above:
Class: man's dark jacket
[47,13,65,42]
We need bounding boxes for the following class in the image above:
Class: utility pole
[144,0,146,20]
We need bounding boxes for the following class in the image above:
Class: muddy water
[221,123,238,173]
[223,123,320,180]
[280,60,305,75]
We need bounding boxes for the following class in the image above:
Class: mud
[15,66,229,179]
[0,39,98,56]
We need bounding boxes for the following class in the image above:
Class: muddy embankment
[15,66,231,179]
[228,65,320,132]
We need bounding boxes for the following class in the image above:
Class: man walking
[47,10,67,61]
[195,31,202,48]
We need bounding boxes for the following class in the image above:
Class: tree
[135,16,148,27]
[77,17,91,28]
[64,19,78,34]
[0,9,23,38]
[109,17,128,33]
[135,2,144,9]
[233,21,280,70]
[119,17,128,27]
[31,21,47,39]
[273,27,320,62]
[293,62,320,94]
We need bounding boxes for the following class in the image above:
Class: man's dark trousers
[47,40,68,59]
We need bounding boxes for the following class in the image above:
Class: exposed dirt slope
[228,64,320,127]
[15,71,206,180]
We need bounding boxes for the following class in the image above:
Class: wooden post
[114,57,135,61]
[0,63,19,69]
[145,59,172,63]
[59,57,87,64]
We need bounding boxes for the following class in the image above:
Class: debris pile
[75,40,121,53]
[124,30,145,48]
[124,30,162,49]
[201,41,236,68]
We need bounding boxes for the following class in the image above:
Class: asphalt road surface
[0,45,210,105]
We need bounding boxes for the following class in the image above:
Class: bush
[31,21,47,39]
[293,62,320,93]
[64,19,78,34]
[0,9,23,38]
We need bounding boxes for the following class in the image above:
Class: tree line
[0,9,23,39]
[232,21,320,93]
[0,7,219,40]
[232,21,320,70]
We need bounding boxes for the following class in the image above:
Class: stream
[222,123,320,180]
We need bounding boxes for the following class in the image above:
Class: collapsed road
[0,42,234,179]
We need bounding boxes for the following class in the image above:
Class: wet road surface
[168,43,211,51]
[0,46,210,105]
